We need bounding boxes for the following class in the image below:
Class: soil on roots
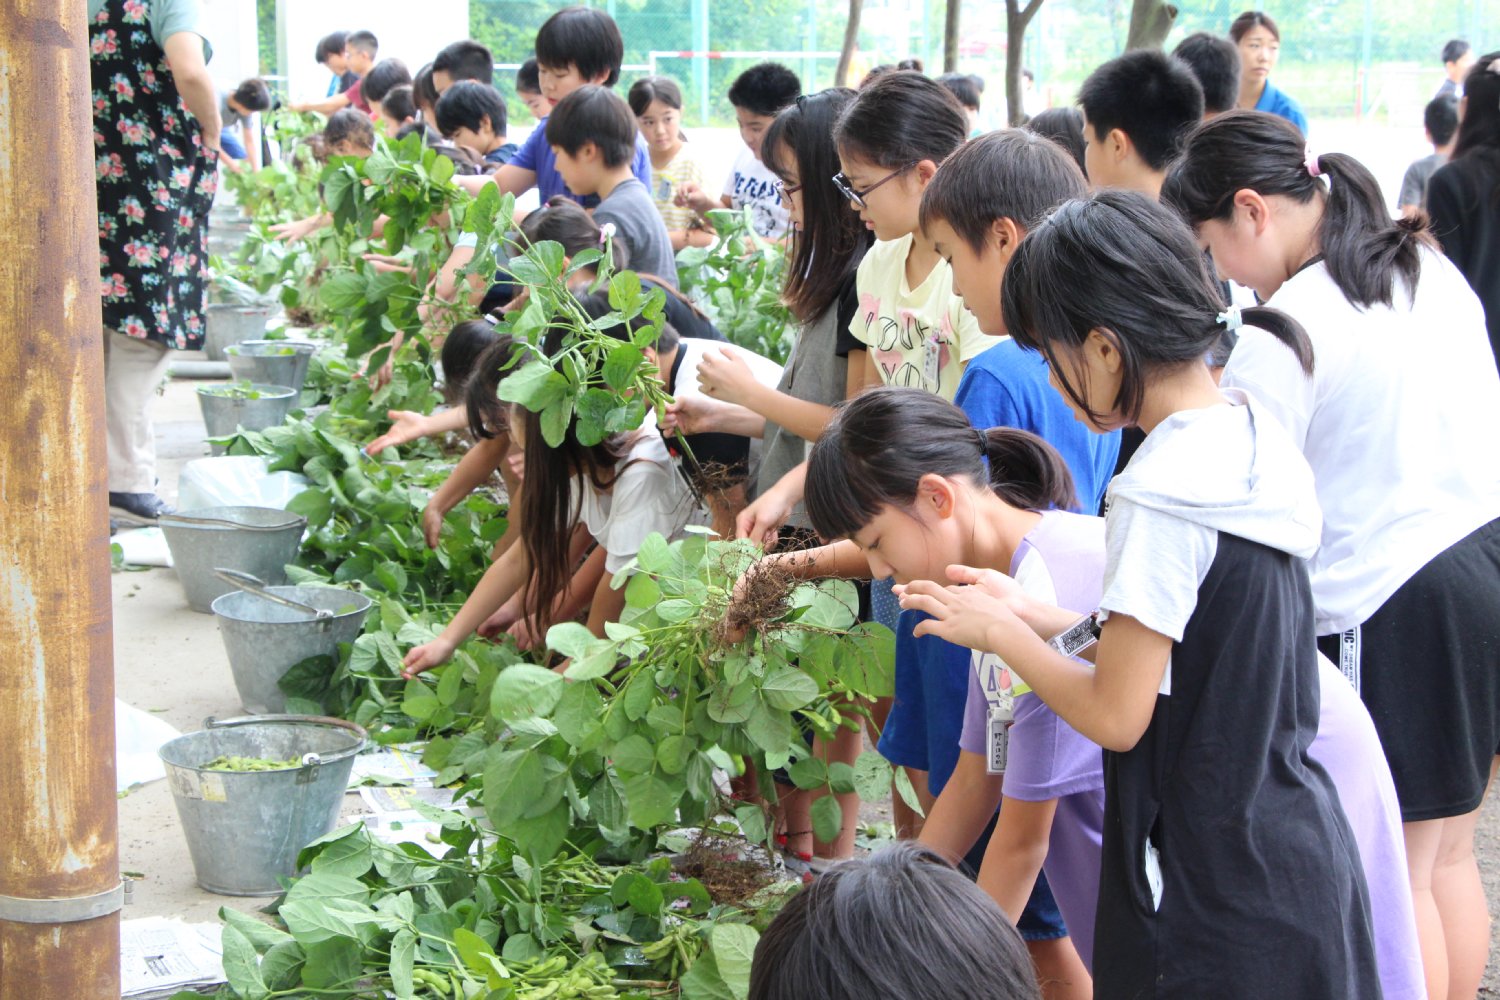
[674,830,777,906]
[715,560,796,646]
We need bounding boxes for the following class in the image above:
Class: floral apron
[91,0,217,350]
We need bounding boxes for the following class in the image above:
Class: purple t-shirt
[957,509,1107,971]
[510,120,652,208]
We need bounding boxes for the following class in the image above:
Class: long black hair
[1165,110,1433,310]
[1002,190,1313,426]
[1452,52,1500,203]
[833,71,968,170]
[748,842,1041,1000]
[441,319,501,405]
[804,387,1077,542]
[761,89,872,324]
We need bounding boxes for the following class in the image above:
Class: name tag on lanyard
[986,694,1014,775]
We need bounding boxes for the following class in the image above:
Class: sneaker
[108,492,174,525]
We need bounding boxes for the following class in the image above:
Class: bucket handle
[160,512,307,532]
[203,714,369,762]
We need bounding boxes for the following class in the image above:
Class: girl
[658,87,873,862]
[627,77,712,251]
[516,59,551,122]
[900,190,1382,998]
[401,327,709,676]
[1168,109,1500,1000]
[1427,51,1500,370]
[1230,11,1307,134]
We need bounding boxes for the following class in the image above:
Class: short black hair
[434,81,508,139]
[1443,38,1472,65]
[627,76,684,116]
[232,78,272,113]
[346,30,378,57]
[535,7,624,89]
[324,107,375,152]
[921,129,1087,253]
[441,319,502,404]
[516,57,541,95]
[1077,49,1204,171]
[727,62,802,117]
[937,72,981,111]
[382,84,416,125]
[433,40,494,86]
[1425,94,1460,146]
[315,31,347,65]
[1172,32,1240,115]
[1025,107,1087,175]
[545,85,636,167]
[835,70,968,169]
[362,58,411,106]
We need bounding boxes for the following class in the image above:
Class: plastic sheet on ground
[177,455,309,512]
[116,700,182,792]
[113,526,174,567]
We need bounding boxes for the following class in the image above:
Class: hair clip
[1304,147,1322,178]
[1216,305,1244,332]
[598,221,616,246]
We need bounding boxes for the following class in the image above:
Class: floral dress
[91,0,217,350]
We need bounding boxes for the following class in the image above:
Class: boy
[480,7,652,208]
[295,30,377,115]
[516,58,550,122]
[938,72,983,135]
[219,78,271,170]
[1399,95,1459,217]
[315,31,355,96]
[677,62,800,239]
[361,58,412,130]
[432,40,494,92]
[435,81,519,167]
[547,86,678,285]
[1437,38,1474,99]
[1076,49,1203,198]
[1172,32,1240,116]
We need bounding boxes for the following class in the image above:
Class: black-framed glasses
[831,163,915,209]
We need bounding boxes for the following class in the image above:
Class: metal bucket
[211,586,373,714]
[158,715,366,895]
[196,382,296,455]
[225,341,317,395]
[205,304,274,360]
[159,507,306,612]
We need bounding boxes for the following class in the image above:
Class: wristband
[1047,611,1101,658]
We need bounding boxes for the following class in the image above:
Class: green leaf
[219,906,292,953]
[744,700,794,753]
[828,761,857,794]
[284,871,369,909]
[390,928,417,999]
[655,733,694,775]
[278,899,358,945]
[759,666,819,711]
[319,271,365,311]
[259,940,305,991]
[489,663,564,723]
[708,923,759,1000]
[552,680,605,749]
[220,924,268,999]
[510,799,570,861]
[307,833,373,880]
[286,487,333,528]
[853,750,892,803]
[602,342,644,392]
[734,803,768,844]
[626,874,664,915]
[607,269,643,313]
[679,951,734,1000]
[656,598,698,623]
[453,926,500,975]
[894,765,925,816]
[623,771,679,829]
[786,756,827,790]
[707,682,756,724]
[609,733,656,775]
[496,360,565,409]
[539,398,571,447]
[545,622,596,660]
[810,795,844,845]
[302,935,364,990]
[564,640,618,681]
[634,533,671,575]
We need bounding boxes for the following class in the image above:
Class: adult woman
[1230,11,1308,134]
[91,0,221,524]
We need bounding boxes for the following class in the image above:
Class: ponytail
[1166,111,1433,311]
[805,387,1077,543]
[1238,305,1314,376]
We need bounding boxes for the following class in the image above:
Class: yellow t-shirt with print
[650,145,704,232]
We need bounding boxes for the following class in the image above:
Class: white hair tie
[1216,305,1244,332]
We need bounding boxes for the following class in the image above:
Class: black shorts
[1317,517,1500,822]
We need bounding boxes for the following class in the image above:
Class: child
[516,58,550,121]
[1428,52,1500,366]
[321,108,375,159]
[1437,38,1474,99]
[1169,108,1500,1000]
[431,39,494,92]
[677,62,801,239]
[435,81,518,167]
[547,85,678,286]
[1076,49,1204,198]
[315,31,356,96]
[402,326,709,676]
[362,58,413,132]
[937,72,983,136]
[627,76,712,250]
[1023,108,1087,176]
[218,78,271,170]
[365,318,504,459]
[749,842,1042,1000]
[1230,11,1306,133]
[901,189,1381,998]
[918,129,1120,513]
[483,7,652,208]
[1398,95,1459,217]
[294,30,377,115]
[1171,31,1241,117]
[377,85,417,138]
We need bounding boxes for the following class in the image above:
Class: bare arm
[292,92,351,116]
[162,33,221,149]
[918,751,1004,864]
[976,794,1059,926]
[241,123,258,170]
[457,165,537,199]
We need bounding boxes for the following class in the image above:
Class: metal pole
[803,0,817,89]
[0,0,122,997]
[692,0,710,126]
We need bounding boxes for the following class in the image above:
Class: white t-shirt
[673,337,784,403]
[1222,250,1500,634]
[849,234,998,400]
[721,147,788,240]
[574,430,709,575]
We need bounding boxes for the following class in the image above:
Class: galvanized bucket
[159,507,306,612]
[225,341,317,394]
[159,715,366,895]
[204,304,274,360]
[196,382,296,455]
[211,586,373,714]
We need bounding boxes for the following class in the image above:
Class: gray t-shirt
[1398,152,1446,210]
[88,0,211,59]
[595,177,679,288]
[220,93,244,129]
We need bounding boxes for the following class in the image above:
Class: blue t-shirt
[1254,80,1308,135]
[954,339,1121,514]
[485,143,519,166]
[511,121,652,209]
[877,610,973,794]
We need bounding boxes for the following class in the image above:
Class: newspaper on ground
[348,742,438,788]
[121,916,224,998]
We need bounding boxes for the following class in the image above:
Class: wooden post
[0,1,123,997]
